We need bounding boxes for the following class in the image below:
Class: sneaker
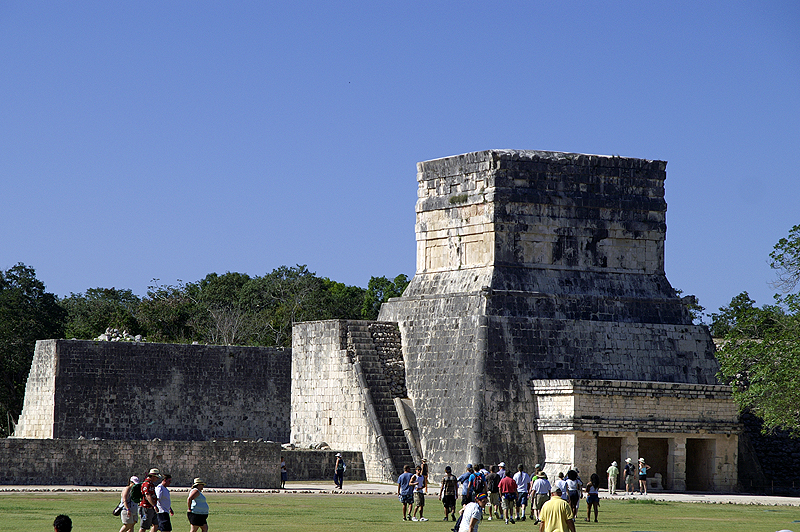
[505,520,509,524]
[452,515,456,522]
[443,517,449,521]
[411,517,418,522]
[420,518,428,522]
[510,518,515,524]
[487,516,492,521]
[521,516,526,521]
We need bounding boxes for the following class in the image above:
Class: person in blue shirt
[397,465,415,521]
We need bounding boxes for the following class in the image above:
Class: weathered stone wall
[379,150,729,482]
[0,438,281,488]
[14,340,291,441]
[291,320,409,482]
[0,440,365,487]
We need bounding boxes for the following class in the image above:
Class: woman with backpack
[118,475,140,532]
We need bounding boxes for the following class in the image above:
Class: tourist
[458,464,474,506]
[555,472,569,502]
[469,464,486,499]
[156,473,174,532]
[484,465,501,521]
[513,464,531,521]
[334,453,345,489]
[458,492,488,532]
[53,514,72,532]
[538,486,575,532]
[497,462,507,479]
[638,458,650,495]
[584,473,600,522]
[565,470,581,518]
[623,458,636,494]
[439,465,458,522]
[531,471,551,524]
[280,456,287,489]
[498,467,517,524]
[187,478,209,532]
[397,464,415,521]
[139,468,161,532]
[119,476,139,532]
[606,461,619,495]
[411,465,428,521]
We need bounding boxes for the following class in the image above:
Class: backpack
[130,483,143,504]
[471,472,485,495]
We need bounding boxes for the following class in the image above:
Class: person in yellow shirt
[538,486,576,532]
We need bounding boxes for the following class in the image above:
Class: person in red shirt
[139,468,161,532]
[498,472,518,524]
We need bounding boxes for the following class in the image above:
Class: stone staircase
[346,321,415,477]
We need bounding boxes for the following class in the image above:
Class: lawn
[1,492,798,532]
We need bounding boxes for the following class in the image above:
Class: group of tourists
[606,457,651,495]
[116,468,209,532]
[396,461,595,532]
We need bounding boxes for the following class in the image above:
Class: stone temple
[10,149,740,492]
[292,150,739,491]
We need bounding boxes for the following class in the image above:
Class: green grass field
[1,492,798,532]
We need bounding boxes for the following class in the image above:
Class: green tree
[361,274,409,320]
[137,280,205,344]
[60,287,141,339]
[715,225,800,436]
[0,264,65,436]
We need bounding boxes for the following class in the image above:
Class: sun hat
[148,468,161,477]
[192,478,206,488]
[498,462,505,467]
[625,458,632,463]
[537,471,547,479]
[130,476,140,484]
[612,461,618,466]
[335,453,342,457]
[638,458,645,462]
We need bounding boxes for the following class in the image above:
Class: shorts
[139,507,157,529]
[516,493,528,507]
[399,493,413,504]
[501,494,516,511]
[625,476,634,486]
[534,493,549,511]
[157,511,173,531]
[569,491,579,505]
[638,474,647,481]
[587,493,599,505]
[489,492,500,508]
[120,507,137,525]
[414,492,425,507]
[461,494,471,506]
[281,471,288,482]
[187,512,208,527]
[442,494,456,508]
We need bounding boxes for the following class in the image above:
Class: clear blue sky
[1,1,797,319]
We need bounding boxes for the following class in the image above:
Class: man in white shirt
[513,464,532,521]
[155,474,174,532]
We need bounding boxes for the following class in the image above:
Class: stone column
[670,436,687,491]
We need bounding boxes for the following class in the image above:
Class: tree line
[0,264,408,436]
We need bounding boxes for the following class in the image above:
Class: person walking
[119,476,139,532]
[458,492,488,532]
[584,474,600,522]
[538,487,576,532]
[280,456,287,489]
[334,453,346,489]
[155,474,174,532]
[606,461,619,495]
[498,468,517,524]
[187,478,209,532]
[139,468,161,532]
[531,471,551,525]
[513,464,531,521]
[485,465,501,521]
[439,465,458,522]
